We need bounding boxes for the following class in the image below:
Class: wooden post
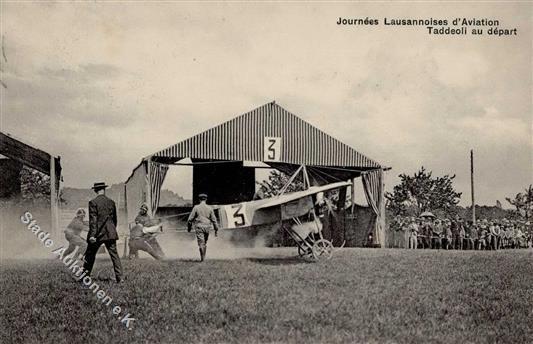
[124,183,128,227]
[379,170,386,248]
[351,179,356,214]
[50,156,59,236]
[122,183,129,259]
[471,150,476,226]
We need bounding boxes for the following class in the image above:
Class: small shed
[0,132,62,234]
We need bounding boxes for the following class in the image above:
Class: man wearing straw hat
[83,182,123,283]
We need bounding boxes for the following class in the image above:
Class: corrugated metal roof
[150,102,381,169]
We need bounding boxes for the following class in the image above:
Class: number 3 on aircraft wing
[225,203,249,228]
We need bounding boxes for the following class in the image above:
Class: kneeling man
[129,203,165,260]
[64,208,89,258]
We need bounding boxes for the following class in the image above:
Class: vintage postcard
[1,2,531,343]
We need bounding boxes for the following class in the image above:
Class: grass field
[1,248,532,344]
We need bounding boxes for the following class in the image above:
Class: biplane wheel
[312,239,333,261]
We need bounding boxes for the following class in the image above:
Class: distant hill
[159,189,191,207]
[61,183,190,209]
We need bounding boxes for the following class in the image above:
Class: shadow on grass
[246,256,314,266]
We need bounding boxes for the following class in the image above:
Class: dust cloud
[1,203,291,262]
[0,202,59,261]
[151,223,281,260]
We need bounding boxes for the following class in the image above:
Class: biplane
[211,165,350,261]
[121,165,350,261]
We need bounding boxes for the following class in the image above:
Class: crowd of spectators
[388,214,532,250]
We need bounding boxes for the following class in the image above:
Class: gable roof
[150,102,381,169]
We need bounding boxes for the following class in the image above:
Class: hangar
[124,102,388,247]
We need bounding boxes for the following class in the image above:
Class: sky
[1,2,531,206]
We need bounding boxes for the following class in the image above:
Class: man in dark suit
[83,182,123,283]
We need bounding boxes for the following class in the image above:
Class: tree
[506,185,533,220]
[385,167,462,216]
[20,166,51,205]
[255,169,305,198]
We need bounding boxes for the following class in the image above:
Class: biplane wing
[217,181,351,229]
[256,181,352,210]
